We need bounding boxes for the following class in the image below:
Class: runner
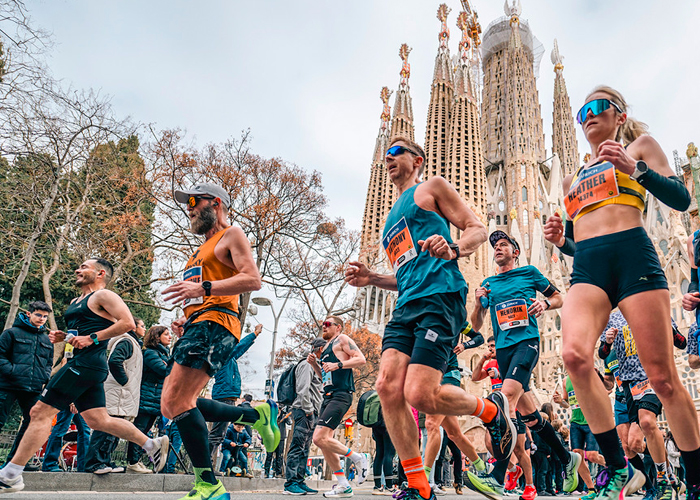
[346,137,515,500]
[0,258,169,494]
[598,312,686,500]
[464,230,581,500]
[306,315,368,498]
[424,324,490,495]
[544,85,699,500]
[160,183,279,500]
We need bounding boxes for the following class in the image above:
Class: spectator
[665,430,684,483]
[41,402,91,472]
[221,423,252,477]
[531,414,551,494]
[208,323,262,470]
[264,410,290,478]
[162,417,183,474]
[284,337,324,495]
[126,325,171,473]
[371,404,396,495]
[84,320,144,474]
[0,301,53,467]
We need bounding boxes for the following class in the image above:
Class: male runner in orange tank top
[161,183,279,500]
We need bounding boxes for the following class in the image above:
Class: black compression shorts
[40,362,108,413]
[317,391,352,430]
[495,338,539,392]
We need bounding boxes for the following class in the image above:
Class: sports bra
[564,159,646,223]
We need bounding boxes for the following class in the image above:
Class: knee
[562,347,593,377]
[647,373,677,401]
[80,413,103,430]
[376,375,403,408]
[312,432,326,448]
[404,385,436,414]
[638,415,657,435]
[425,418,440,435]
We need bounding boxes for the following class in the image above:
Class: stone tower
[424,4,454,181]
[550,39,579,176]
[481,0,545,258]
[360,87,393,258]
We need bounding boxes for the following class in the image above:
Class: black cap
[489,230,520,252]
[311,337,326,350]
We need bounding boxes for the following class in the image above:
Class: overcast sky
[27,0,700,396]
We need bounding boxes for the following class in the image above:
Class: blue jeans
[220,447,248,472]
[42,409,91,471]
[164,420,183,473]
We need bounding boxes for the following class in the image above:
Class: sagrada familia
[353,0,700,436]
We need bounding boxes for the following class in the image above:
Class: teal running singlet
[382,184,467,309]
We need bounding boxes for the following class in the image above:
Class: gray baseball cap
[311,337,326,350]
[174,183,231,208]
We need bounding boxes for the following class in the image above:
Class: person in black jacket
[0,301,53,465]
[126,325,171,473]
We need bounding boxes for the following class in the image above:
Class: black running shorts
[317,391,353,430]
[170,320,239,377]
[622,380,663,422]
[495,338,539,392]
[40,362,108,412]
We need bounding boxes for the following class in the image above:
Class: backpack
[694,230,700,267]
[276,361,301,406]
[356,390,383,427]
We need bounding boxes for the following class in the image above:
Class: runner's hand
[475,287,490,308]
[453,343,466,354]
[345,261,372,287]
[596,140,636,175]
[552,390,563,404]
[162,280,206,303]
[171,317,186,338]
[69,403,78,414]
[527,298,546,318]
[544,213,565,246]
[605,327,619,343]
[307,353,318,366]
[70,335,94,349]
[487,368,500,379]
[483,351,494,360]
[417,235,457,260]
[682,292,700,311]
[322,361,341,372]
[49,330,66,344]
[254,324,263,336]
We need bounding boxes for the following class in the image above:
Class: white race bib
[183,266,204,307]
[495,299,529,331]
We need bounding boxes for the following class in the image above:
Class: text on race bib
[321,369,332,387]
[564,162,619,220]
[382,217,417,272]
[495,299,530,331]
[568,389,580,409]
[630,379,655,400]
[183,266,204,307]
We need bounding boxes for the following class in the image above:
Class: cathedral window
[496,215,501,225]
[523,209,529,226]
[521,164,526,179]
[498,200,505,211]
[522,187,528,202]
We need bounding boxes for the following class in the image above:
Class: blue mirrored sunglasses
[386,145,420,157]
[576,98,622,125]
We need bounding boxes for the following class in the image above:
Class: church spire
[424,5,454,181]
[551,39,579,176]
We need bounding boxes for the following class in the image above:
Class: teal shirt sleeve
[530,266,556,295]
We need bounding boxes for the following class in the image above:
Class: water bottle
[479,296,489,309]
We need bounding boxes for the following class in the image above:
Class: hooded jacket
[138,343,169,415]
[0,314,53,393]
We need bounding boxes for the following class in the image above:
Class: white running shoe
[147,435,170,473]
[432,484,448,496]
[0,469,24,494]
[126,462,153,474]
[323,484,354,498]
[354,454,369,485]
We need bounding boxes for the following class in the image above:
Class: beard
[75,273,95,286]
[191,205,217,235]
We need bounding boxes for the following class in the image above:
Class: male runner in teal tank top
[346,137,515,500]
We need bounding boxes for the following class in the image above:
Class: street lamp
[252,294,291,397]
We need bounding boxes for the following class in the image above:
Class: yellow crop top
[564,160,646,223]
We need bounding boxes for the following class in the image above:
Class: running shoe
[464,470,504,500]
[0,469,24,494]
[455,483,463,495]
[126,462,153,474]
[392,487,436,500]
[253,399,281,453]
[670,476,686,497]
[284,484,307,495]
[431,484,447,496]
[505,466,524,491]
[520,485,536,500]
[483,392,516,461]
[148,435,170,473]
[300,483,319,494]
[562,451,582,493]
[178,480,229,500]
[580,491,596,500]
[687,484,700,500]
[641,488,657,500]
[656,478,673,500]
[595,462,645,500]
[354,454,369,484]
[373,486,386,495]
[323,484,353,498]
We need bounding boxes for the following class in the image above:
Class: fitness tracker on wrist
[202,281,212,296]
[448,243,460,260]
[89,333,99,345]
[630,160,648,181]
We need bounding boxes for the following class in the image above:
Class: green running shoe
[580,490,596,500]
[464,470,504,500]
[563,451,582,492]
[594,462,645,500]
[178,480,229,500]
[656,477,673,500]
[253,398,281,452]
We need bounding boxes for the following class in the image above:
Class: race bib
[65,329,77,359]
[183,266,204,307]
[495,299,529,331]
[491,381,503,390]
[567,389,580,409]
[630,379,655,400]
[382,217,417,272]
[607,360,622,387]
[564,162,619,219]
[321,369,332,387]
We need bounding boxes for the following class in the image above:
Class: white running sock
[349,451,363,464]
[2,463,24,480]
[142,438,156,454]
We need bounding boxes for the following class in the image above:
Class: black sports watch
[544,299,552,310]
[448,243,460,260]
[630,160,648,181]
[337,361,344,370]
[89,333,99,345]
[202,281,212,296]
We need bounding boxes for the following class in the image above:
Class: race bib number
[564,162,619,219]
[607,360,622,387]
[495,299,529,331]
[382,217,417,272]
[183,266,204,307]
[567,389,580,409]
[321,369,332,387]
[630,379,655,400]
[491,381,503,390]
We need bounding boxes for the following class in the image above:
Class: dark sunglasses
[576,98,623,125]
[386,145,420,158]
[187,195,216,208]
[322,321,339,328]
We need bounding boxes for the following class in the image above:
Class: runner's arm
[602,373,615,391]
[470,290,488,332]
[214,226,262,295]
[345,261,398,291]
[339,334,366,369]
[90,290,137,342]
[471,356,489,382]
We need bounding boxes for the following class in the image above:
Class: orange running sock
[402,456,431,499]
[471,397,498,423]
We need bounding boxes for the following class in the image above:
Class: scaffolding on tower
[458,0,483,106]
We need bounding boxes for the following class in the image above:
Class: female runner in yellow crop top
[544,86,700,498]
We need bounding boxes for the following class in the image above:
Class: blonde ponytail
[586,85,648,144]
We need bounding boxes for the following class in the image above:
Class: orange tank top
[182,229,240,338]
